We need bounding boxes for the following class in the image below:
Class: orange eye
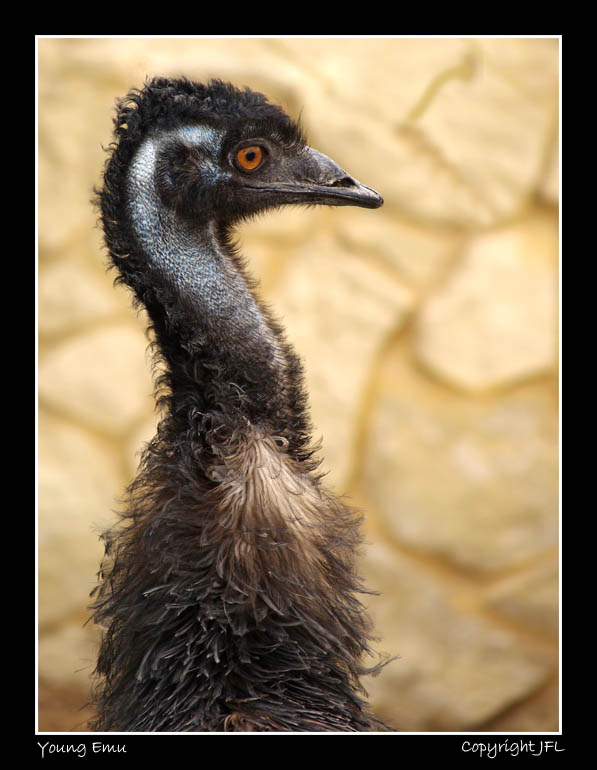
[236,145,264,171]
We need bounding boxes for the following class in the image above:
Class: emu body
[90,77,386,732]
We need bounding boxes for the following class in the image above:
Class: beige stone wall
[37,37,559,732]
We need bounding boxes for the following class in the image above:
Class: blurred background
[37,37,559,733]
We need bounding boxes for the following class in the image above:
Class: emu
[90,76,387,732]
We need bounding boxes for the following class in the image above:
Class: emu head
[103,77,382,235]
[161,122,385,225]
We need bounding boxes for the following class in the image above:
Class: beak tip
[359,186,383,209]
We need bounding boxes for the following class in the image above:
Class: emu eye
[235,145,265,172]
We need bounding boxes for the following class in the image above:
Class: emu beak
[291,147,384,209]
[244,146,384,210]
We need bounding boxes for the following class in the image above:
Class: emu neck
[127,132,289,427]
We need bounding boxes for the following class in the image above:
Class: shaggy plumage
[89,76,389,732]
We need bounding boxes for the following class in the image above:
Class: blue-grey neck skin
[127,125,285,375]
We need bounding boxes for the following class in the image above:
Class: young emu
[90,76,387,732]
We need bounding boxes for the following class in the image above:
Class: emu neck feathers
[126,127,309,456]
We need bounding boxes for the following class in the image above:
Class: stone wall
[37,37,559,732]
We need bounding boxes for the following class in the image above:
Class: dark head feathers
[110,76,306,152]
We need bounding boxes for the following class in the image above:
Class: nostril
[329,175,356,188]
